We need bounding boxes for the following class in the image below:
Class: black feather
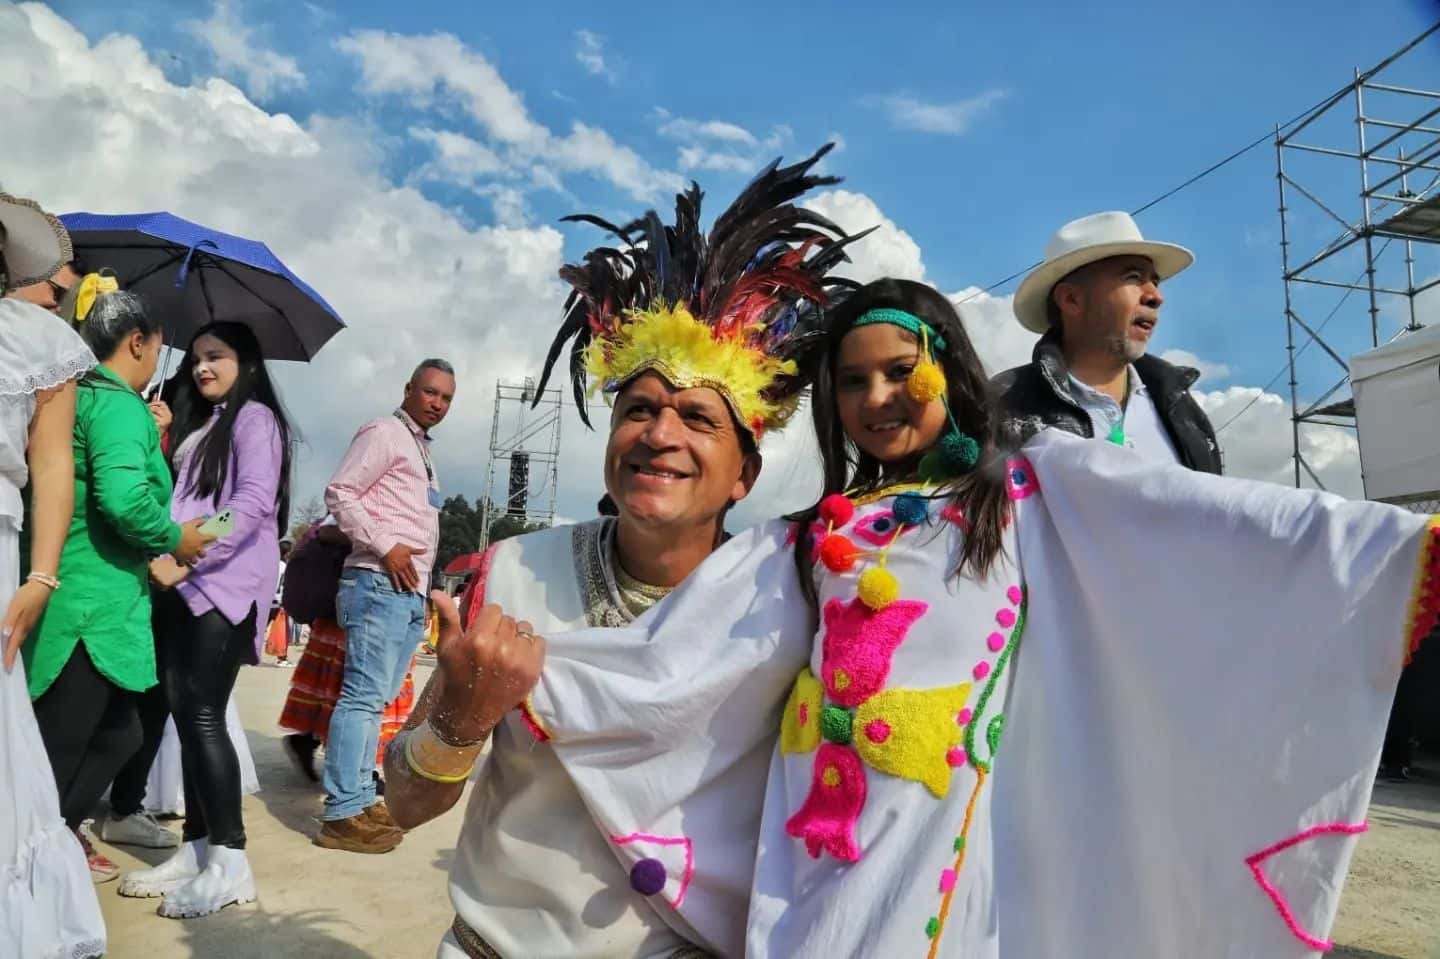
[540,142,870,428]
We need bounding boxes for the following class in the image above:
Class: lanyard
[394,411,435,486]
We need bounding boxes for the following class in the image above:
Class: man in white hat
[0,192,81,312]
[994,211,1222,472]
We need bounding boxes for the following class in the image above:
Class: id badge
[428,486,443,509]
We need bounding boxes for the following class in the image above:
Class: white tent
[1350,323,1440,503]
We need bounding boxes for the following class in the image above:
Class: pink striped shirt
[324,409,440,586]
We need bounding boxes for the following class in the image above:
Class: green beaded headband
[852,308,948,352]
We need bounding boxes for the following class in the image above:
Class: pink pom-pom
[987,631,1005,652]
[956,708,973,726]
[996,608,1017,629]
[973,660,991,680]
[939,868,958,893]
[818,493,855,528]
[1006,585,1023,606]
[946,747,967,767]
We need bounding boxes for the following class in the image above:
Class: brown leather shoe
[312,812,403,854]
[363,800,401,832]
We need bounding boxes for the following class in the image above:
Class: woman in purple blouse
[118,322,292,919]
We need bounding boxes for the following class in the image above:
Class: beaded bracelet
[26,572,60,591]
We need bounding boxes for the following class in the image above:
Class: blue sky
[11,0,1440,521]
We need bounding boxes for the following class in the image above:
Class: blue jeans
[321,567,425,821]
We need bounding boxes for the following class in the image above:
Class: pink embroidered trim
[1004,457,1039,501]
[610,832,697,908]
[1244,821,1368,952]
[517,697,551,743]
[1402,518,1440,666]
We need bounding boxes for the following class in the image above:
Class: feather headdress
[536,143,871,439]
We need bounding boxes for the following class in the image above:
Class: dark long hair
[791,278,1012,608]
[166,322,293,534]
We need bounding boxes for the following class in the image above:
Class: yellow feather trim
[584,303,798,435]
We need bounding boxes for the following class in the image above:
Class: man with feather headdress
[383,146,868,959]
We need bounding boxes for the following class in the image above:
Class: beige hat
[1012,211,1193,334]
[0,192,72,292]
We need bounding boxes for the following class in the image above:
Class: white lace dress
[0,299,106,959]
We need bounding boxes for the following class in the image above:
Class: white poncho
[522,432,1436,958]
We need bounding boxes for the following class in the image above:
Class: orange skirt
[278,618,417,764]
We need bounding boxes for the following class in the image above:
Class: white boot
[158,844,256,918]
[118,839,207,899]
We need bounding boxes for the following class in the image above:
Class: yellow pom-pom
[907,362,947,403]
[858,567,900,610]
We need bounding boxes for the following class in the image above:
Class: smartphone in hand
[198,510,235,538]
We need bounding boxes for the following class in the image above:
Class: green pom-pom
[939,430,980,473]
[925,917,941,938]
[953,836,966,852]
[820,704,853,745]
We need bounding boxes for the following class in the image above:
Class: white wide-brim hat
[1012,211,1193,334]
[0,192,72,292]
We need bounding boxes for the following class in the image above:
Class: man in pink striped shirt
[316,358,455,853]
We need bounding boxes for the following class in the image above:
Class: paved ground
[93,658,1440,958]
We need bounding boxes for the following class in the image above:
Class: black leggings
[155,590,255,849]
[32,643,143,830]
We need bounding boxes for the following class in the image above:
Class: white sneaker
[118,839,206,898]
[158,845,256,918]
[99,811,180,849]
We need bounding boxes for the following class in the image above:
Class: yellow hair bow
[72,272,120,323]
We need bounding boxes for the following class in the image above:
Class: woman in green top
[24,280,212,877]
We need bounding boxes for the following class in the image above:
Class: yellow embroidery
[780,669,823,755]
[853,683,971,798]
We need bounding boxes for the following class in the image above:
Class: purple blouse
[170,400,284,661]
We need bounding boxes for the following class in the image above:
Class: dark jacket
[992,330,1223,474]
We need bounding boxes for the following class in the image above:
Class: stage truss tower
[476,377,562,551]
[1273,25,1440,506]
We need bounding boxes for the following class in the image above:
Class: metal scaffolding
[476,377,562,551]
[1274,26,1440,495]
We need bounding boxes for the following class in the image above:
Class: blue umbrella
[59,211,344,362]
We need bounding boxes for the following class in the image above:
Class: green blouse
[23,364,181,699]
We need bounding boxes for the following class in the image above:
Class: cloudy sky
[5,0,1438,529]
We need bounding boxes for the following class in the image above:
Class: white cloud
[339,28,681,203]
[0,2,622,522]
[655,111,757,146]
[336,29,548,147]
[870,89,1007,136]
[182,0,305,101]
[408,126,507,185]
[547,122,686,202]
[1199,387,1362,496]
[676,146,757,174]
[574,29,616,84]
[1158,348,1231,385]
[653,108,797,178]
[803,189,927,284]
